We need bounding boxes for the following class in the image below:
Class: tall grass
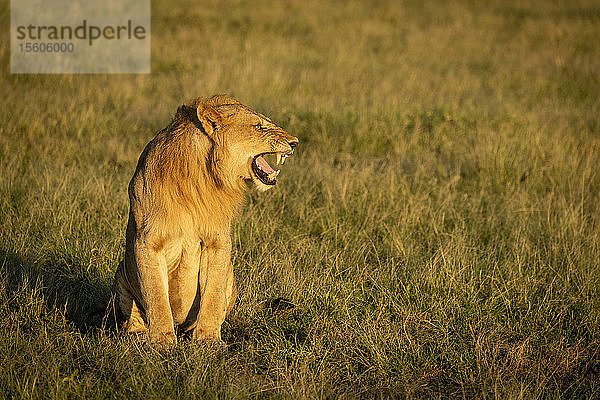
[1,0,599,398]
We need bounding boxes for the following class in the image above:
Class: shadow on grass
[223,297,310,353]
[0,248,310,348]
[0,248,112,333]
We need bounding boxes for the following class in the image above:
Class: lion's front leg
[135,240,176,347]
[193,236,233,342]
[225,262,237,317]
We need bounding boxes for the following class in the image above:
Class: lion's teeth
[276,153,282,165]
[281,155,286,165]
[268,170,280,180]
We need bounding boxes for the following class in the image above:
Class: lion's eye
[254,124,267,131]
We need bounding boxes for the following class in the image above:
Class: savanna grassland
[1,0,599,398]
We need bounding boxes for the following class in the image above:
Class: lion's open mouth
[252,152,292,185]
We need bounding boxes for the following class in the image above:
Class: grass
[1,0,600,398]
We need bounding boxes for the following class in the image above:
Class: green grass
[1,0,600,398]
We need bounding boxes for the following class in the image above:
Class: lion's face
[203,101,299,192]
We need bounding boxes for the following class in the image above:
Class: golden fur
[109,96,298,347]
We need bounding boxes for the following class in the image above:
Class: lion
[108,95,298,347]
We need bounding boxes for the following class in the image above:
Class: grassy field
[1,0,600,398]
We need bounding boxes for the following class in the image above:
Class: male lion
[109,95,298,347]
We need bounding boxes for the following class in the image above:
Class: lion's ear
[196,103,222,136]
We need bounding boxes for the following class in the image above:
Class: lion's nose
[289,141,298,150]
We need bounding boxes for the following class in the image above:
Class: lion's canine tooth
[281,155,286,165]
[276,153,282,165]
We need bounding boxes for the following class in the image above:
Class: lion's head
[182,96,298,192]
